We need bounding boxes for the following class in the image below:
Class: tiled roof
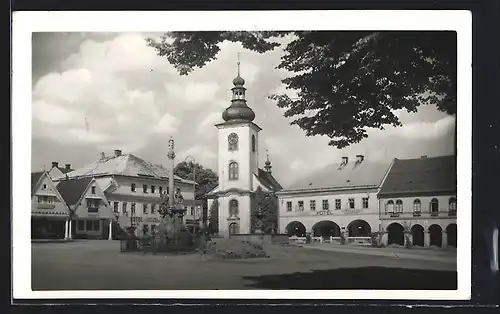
[256,168,283,192]
[31,171,45,192]
[378,155,456,196]
[56,177,93,206]
[58,167,74,174]
[60,153,194,184]
[283,160,391,191]
[195,182,219,199]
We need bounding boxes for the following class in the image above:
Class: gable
[73,179,114,219]
[56,177,94,206]
[32,172,70,216]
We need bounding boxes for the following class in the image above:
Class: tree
[147,31,456,149]
[174,160,218,186]
[251,187,278,234]
[208,199,219,234]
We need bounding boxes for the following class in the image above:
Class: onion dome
[232,75,245,86]
[221,55,255,123]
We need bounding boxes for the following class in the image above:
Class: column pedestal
[441,231,448,249]
[424,231,430,248]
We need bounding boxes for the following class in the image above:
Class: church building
[206,60,282,237]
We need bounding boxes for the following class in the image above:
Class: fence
[288,236,371,246]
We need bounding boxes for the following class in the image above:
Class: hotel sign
[316,210,334,216]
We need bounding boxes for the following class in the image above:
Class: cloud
[198,112,223,135]
[31,32,455,187]
[177,144,217,168]
[151,113,180,134]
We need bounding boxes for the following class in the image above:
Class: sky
[31,32,455,187]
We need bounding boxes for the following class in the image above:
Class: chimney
[65,164,71,170]
[341,157,348,165]
[51,161,59,168]
[114,150,122,157]
[355,155,365,163]
[100,152,106,159]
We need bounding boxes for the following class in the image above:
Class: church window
[228,162,239,180]
[252,135,256,152]
[228,133,239,151]
[229,199,239,217]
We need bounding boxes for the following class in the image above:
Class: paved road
[302,244,457,264]
[32,240,457,290]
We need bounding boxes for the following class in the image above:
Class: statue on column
[174,188,184,206]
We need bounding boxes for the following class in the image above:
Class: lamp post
[184,155,197,231]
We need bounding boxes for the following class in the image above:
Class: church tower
[215,56,262,236]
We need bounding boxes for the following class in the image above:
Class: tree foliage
[208,199,219,234]
[251,187,278,234]
[174,160,218,186]
[147,31,456,149]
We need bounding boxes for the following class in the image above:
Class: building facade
[378,156,457,248]
[56,177,114,239]
[206,65,282,236]
[53,149,197,238]
[277,156,391,240]
[31,171,71,239]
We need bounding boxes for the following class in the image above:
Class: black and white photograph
[12,11,472,300]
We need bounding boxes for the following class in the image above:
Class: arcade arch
[347,219,371,237]
[446,223,457,247]
[312,220,341,238]
[429,224,442,247]
[411,224,425,247]
[285,221,306,237]
[387,223,404,246]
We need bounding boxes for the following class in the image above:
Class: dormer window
[91,186,96,194]
[42,184,47,190]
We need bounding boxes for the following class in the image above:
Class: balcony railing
[87,207,99,213]
[36,203,55,209]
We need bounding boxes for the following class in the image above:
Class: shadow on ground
[242,267,457,290]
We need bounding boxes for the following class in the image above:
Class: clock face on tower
[228,133,238,145]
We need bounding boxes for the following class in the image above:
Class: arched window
[228,133,238,151]
[385,200,394,213]
[251,135,256,152]
[395,199,403,213]
[413,199,422,215]
[449,197,457,211]
[229,199,239,217]
[430,198,439,215]
[228,162,239,180]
